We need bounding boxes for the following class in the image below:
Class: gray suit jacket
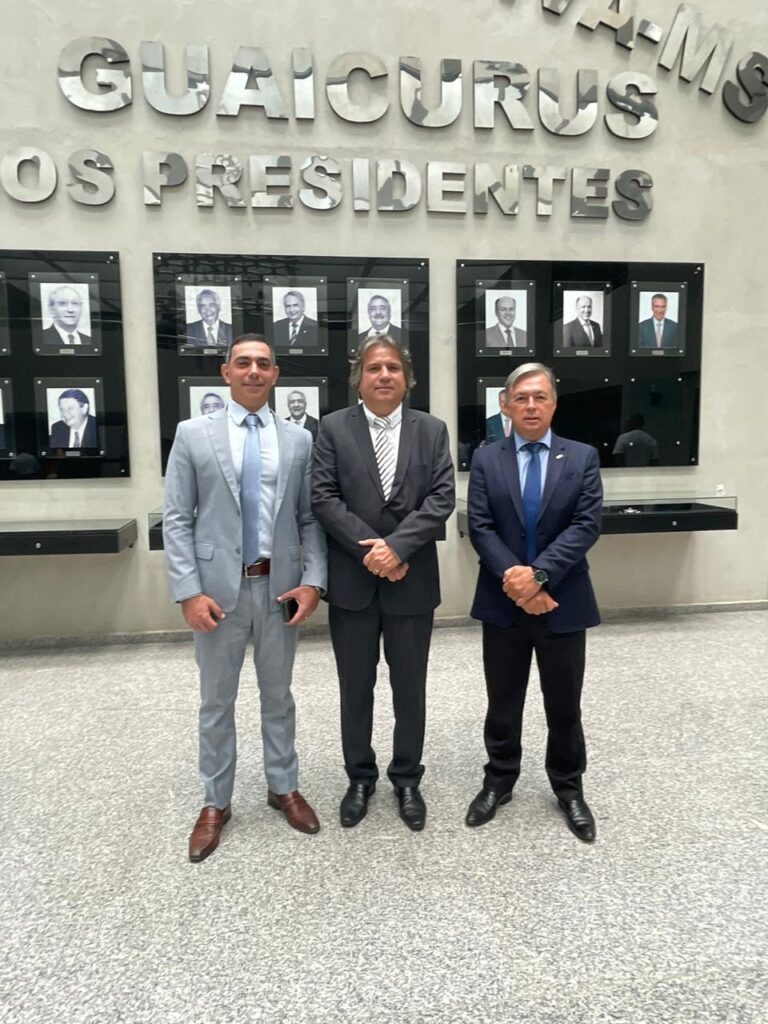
[484,324,528,348]
[311,404,455,614]
[163,407,327,612]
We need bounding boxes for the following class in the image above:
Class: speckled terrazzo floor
[1,611,766,1024]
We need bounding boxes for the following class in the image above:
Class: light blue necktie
[522,442,544,565]
[241,413,262,565]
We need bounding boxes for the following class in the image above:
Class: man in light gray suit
[164,333,327,862]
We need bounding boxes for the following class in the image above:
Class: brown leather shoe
[188,805,232,862]
[267,790,320,834]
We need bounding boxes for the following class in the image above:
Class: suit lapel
[498,438,524,523]
[274,413,293,513]
[206,409,240,508]
[539,434,567,520]
[351,406,385,498]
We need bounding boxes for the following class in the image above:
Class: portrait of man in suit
[485,388,512,443]
[466,362,603,843]
[272,290,319,349]
[357,293,402,343]
[164,334,327,862]
[184,288,233,350]
[638,293,679,350]
[311,336,455,832]
[485,295,528,349]
[48,388,98,449]
[284,389,319,441]
[40,284,92,348]
[562,295,604,349]
[199,392,225,415]
[0,390,5,450]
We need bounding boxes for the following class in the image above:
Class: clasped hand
[502,565,558,616]
[359,538,409,582]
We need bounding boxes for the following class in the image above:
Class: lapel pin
[555,453,564,460]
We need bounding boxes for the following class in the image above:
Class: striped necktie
[373,416,396,500]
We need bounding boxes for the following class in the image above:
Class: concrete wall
[1,0,766,640]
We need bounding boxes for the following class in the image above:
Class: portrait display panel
[272,377,328,442]
[154,254,430,474]
[0,250,128,481]
[35,376,106,457]
[629,281,688,357]
[477,377,511,445]
[347,278,409,354]
[456,260,703,470]
[553,282,612,358]
[30,272,102,355]
[265,276,328,355]
[176,275,243,355]
[178,376,230,420]
[0,378,15,456]
[0,272,10,355]
[476,281,535,357]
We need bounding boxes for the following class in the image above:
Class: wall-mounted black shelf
[0,518,137,555]
[457,497,738,538]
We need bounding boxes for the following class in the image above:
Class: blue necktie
[522,442,544,564]
[241,413,262,565]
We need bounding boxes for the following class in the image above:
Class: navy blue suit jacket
[468,433,602,633]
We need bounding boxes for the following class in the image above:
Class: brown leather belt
[243,559,271,578]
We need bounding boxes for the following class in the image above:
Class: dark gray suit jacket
[562,318,603,348]
[185,320,232,348]
[311,404,455,614]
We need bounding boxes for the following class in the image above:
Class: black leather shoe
[340,782,375,827]
[557,797,596,842]
[465,787,512,827]
[396,786,426,831]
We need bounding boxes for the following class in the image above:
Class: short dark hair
[349,335,415,392]
[651,293,668,303]
[58,388,89,408]
[224,333,277,365]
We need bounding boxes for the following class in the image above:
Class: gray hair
[505,363,557,400]
[349,335,416,392]
[224,333,277,365]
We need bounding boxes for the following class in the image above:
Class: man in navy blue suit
[466,363,602,841]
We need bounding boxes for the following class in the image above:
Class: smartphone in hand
[281,598,300,623]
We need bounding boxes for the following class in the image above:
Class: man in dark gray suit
[485,296,527,349]
[562,296,603,348]
[185,289,233,349]
[311,336,455,831]
[272,290,319,348]
[357,294,402,343]
[164,334,327,862]
[638,294,679,349]
[48,388,98,448]
[41,285,92,347]
[285,389,319,441]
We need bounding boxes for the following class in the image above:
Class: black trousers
[482,618,587,800]
[328,597,434,788]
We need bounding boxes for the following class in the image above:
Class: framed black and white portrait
[35,377,105,456]
[553,283,612,358]
[31,273,101,355]
[0,273,10,355]
[479,377,512,444]
[348,278,408,354]
[178,376,230,420]
[630,282,687,357]
[0,378,14,455]
[265,276,328,355]
[177,277,242,355]
[272,377,328,441]
[476,280,535,357]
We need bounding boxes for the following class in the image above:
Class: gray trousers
[194,575,299,808]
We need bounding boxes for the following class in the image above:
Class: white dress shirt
[362,401,403,456]
[53,323,84,345]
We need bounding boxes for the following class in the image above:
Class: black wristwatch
[532,568,548,586]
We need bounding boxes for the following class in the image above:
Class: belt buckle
[243,559,267,578]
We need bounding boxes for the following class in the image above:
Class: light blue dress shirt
[513,429,552,498]
[227,400,278,559]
